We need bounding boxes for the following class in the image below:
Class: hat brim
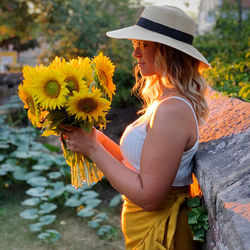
[106,25,210,67]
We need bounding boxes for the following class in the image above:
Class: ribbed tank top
[120,96,199,187]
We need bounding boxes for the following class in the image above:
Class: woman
[61,5,209,250]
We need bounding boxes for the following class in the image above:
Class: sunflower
[60,62,87,95]
[22,65,46,85]
[66,86,111,123]
[18,83,42,127]
[49,56,66,69]
[69,57,94,86]
[28,67,69,110]
[92,52,116,100]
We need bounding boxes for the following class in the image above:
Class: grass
[0,187,125,250]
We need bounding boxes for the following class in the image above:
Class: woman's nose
[133,47,142,58]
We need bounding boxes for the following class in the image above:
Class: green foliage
[194,0,250,101]
[0,0,39,51]
[0,110,122,243]
[186,197,209,242]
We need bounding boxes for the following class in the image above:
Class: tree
[194,0,250,101]
[0,0,39,51]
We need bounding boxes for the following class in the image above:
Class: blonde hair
[133,43,209,125]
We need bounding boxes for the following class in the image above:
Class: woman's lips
[138,62,145,67]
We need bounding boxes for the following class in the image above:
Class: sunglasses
[132,40,145,51]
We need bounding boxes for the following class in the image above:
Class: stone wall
[195,88,250,250]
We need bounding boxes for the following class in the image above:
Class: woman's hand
[59,124,101,158]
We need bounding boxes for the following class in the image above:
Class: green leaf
[0,163,16,172]
[0,155,6,162]
[94,213,108,222]
[43,143,60,152]
[80,122,93,134]
[187,214,198,225]
[47,171,62,179]
[27,177,50,187]
[109,194,122,207]
[32,164,50,171]
[65,184,88,194]
[26,187,49,197]
[21,198,41,206]
[48,182,65,199]
[88,219,101,228]
[13,169,27,180]
[29,222,44,232]
[37,229,61,242]
[85,198,102,208]
[0,169,7,176]
[19,208,38,220]
[39,203,57,214]
[199,214,209,222]
[77,207,95,218]
[97,225,116,237]
[39,215,56,225]
[81,190,99,202]
[187,197,200,208]
[65,195,83,207]
[0,143,9,149]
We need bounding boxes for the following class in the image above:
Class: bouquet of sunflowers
[18,53,116,189]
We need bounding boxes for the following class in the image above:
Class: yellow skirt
[121,187,200,250]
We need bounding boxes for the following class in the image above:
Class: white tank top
[120,96,199,187]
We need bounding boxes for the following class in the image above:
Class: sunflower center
[99,70,108,87]
[77,98,97,113]
[26,97,36,114]
[44,80,60,97]
[65,77,79,93]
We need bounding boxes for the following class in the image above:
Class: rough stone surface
[195,88,250,250]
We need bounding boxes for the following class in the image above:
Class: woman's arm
[96,130,123,163]
[61,100,193,210]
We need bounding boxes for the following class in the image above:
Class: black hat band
[136,17,194,45]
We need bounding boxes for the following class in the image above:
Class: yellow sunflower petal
[28,67,69,110]
[92,52,116,100]
[49,56,66,69]
[66,86,111,123]
[60,62,87,95]
[69,57,94,86]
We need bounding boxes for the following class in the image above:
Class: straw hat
[106,5,210,67]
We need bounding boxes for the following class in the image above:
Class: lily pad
[20,208,38,220]
[21,198,41,206]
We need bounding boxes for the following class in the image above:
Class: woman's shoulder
[149,95,194,129]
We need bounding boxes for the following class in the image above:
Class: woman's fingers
[59,123,75,132]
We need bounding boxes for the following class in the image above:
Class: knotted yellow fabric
[122,187,198,250]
